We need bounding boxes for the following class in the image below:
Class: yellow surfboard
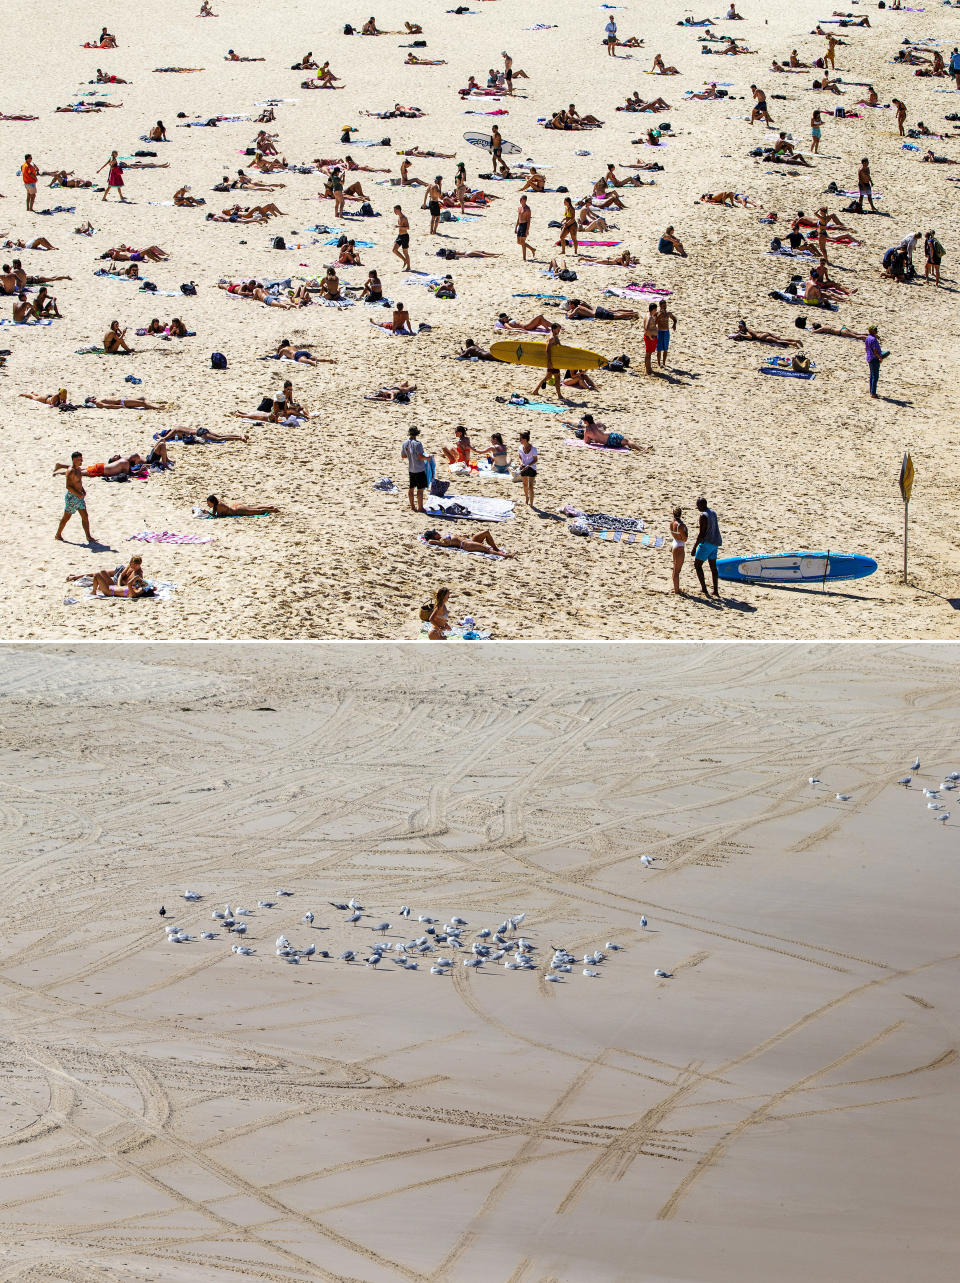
[490,339,609,371]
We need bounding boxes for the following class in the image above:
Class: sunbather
[728,319,801,346]
[423,529,516,557]
[203,495,280,516]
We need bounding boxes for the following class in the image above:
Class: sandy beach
[0,0,957,640]
[1,641,958,1280]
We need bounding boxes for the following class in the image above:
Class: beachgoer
[692,496,722,597]
[656,300,677,367]
[55,452,95,543]
[393,205,411,269]
[401,426,429,511]
[670,507,688,594]
[865,324,886,398]
[518,431,538,506]
[21,154,38,212]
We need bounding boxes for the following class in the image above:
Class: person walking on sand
[865,324,887,398]
[55,451,96,544]
[425,176,442,234]
[21,154,38,212]
[656,299,676,368]
[669,506,688,594]
[824,33,838,70]
[532,323,569,402]
[855,158,876,213]
[750,85,772,125]
[643,303,659,374]
[692,496,722,598]
[97,151,127,201]
[810,109,823,155]
[401,425,430,511]
[518,430,538,506]
[393,205,411,269]
[516,195,535,260]
[951,47,960,91]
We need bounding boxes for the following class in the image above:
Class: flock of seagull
[809,757,955,825]
[159,896,669,981]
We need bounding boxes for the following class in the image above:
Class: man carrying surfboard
[531,323,570,403]
[692,497,723,598]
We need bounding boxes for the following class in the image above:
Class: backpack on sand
[211,352,227,370]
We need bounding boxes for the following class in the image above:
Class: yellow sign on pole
[899,452,915,504]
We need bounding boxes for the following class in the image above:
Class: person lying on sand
[81,395,165,408]
[103,244,170,262]
[435,248,501,259]
[90,571,156,598]
[457,337,494,359]
[69,556,145,591]
[700,191,758,206]
[406,53,446,65]
[2,236,57,251]
[207,203,285,222]
[729,318,801,346]
[96,68,128,83]
[156,426,249,444]
[568,413,651,451]
[225,49,265,60]
[54,453,147,479]
[424,528,516,557]
[46,171,93,189]
[795,318,867,338]
[922,150,959,164]
[21,388,72,406]
[496,312,553,332]
[566,298,638,320]
[405,21,424,33]
[367,381,417,400]
[203,494,280,516]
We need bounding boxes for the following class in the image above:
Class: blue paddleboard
[716,552,878,584]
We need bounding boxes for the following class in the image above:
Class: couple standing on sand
[670,498,723,598]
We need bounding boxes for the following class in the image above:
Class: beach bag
[770,236,782,251]
[272,236,286,249]
[412,39,426,46]
[429,478,451,497]
[343,23,354,33]
[557,268,577,281]
[835,106,845,119]
[257,395,273,411]
[180,281,198,295]
[440,210,454,222]
[569,519,590,536]
[141,280,157,292]
[419,602,433,621]
[211,351,227,369]
[359,201,375,216]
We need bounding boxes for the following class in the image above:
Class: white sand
[1,0,958,640]
[1,641,959,1280]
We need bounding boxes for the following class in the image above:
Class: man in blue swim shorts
[656,299,677,368]
[693,495,722,597]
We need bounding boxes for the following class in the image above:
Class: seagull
[923,788,939,799]
[835,794,852,802]
[183,890,202,901]
[808,777,821,786]
[912,757,920,772]
[200,931,217,940]
[606,941,622,950]
[510,913,526,926]
[640,916,648,929]
[418,915,437,924]
[451,915,467,926]
[233,923,247,934]
[928,802,943,811]
[935,812,949,824]
[364,954,381,967]
[544,973,561,983]
[212,910,226,920]
[348,897,362,910]
[347,910,362,924]
[374,922,391,935]
[300,944,316,958]
[236,907,251,916]
[233,945,255,955]
[302,912,314,925]
[400,906,411,918]
[640,855,655,867]
[329,902,348,911]
[277,889,293,897]
[430,965,448,975]
[339,950,356,961]
[223,905,233,919]
[654,968,673,978]
[897,777,912,787]
[463,958,483,968]
[276,935,290,949]
[583,968,600,978]
[159,906,166,918]
[477,928,491,939]
[504,960,520,970]
[282,955,300,964]
[258,900,275,909]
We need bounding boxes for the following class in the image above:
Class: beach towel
[577,239,623,247]
[563,438,631,453]
[127,531,214,544]
[64,577,177,604]
[495,396,566,413]
[417,623,491,640]
[426,494,514,522]
[604,284,672,299]
[0,317,53,326]
[192,507,273,519]
[760,365,816,379]
[449,462,517,482]
[372,477,399,494]
[512,292,567,300]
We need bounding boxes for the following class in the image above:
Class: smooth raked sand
[0,641,959,1281]
[1,0,958,641]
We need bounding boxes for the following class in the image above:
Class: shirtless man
[532,323,569,402]
[643,303,659,374]
[570,413,649,452]
[425,176,443,234]
[855,157,877,213]
[393,206,411,269]
[750,84,772,124]
[55,452,95,543]
[518,167,546,192]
